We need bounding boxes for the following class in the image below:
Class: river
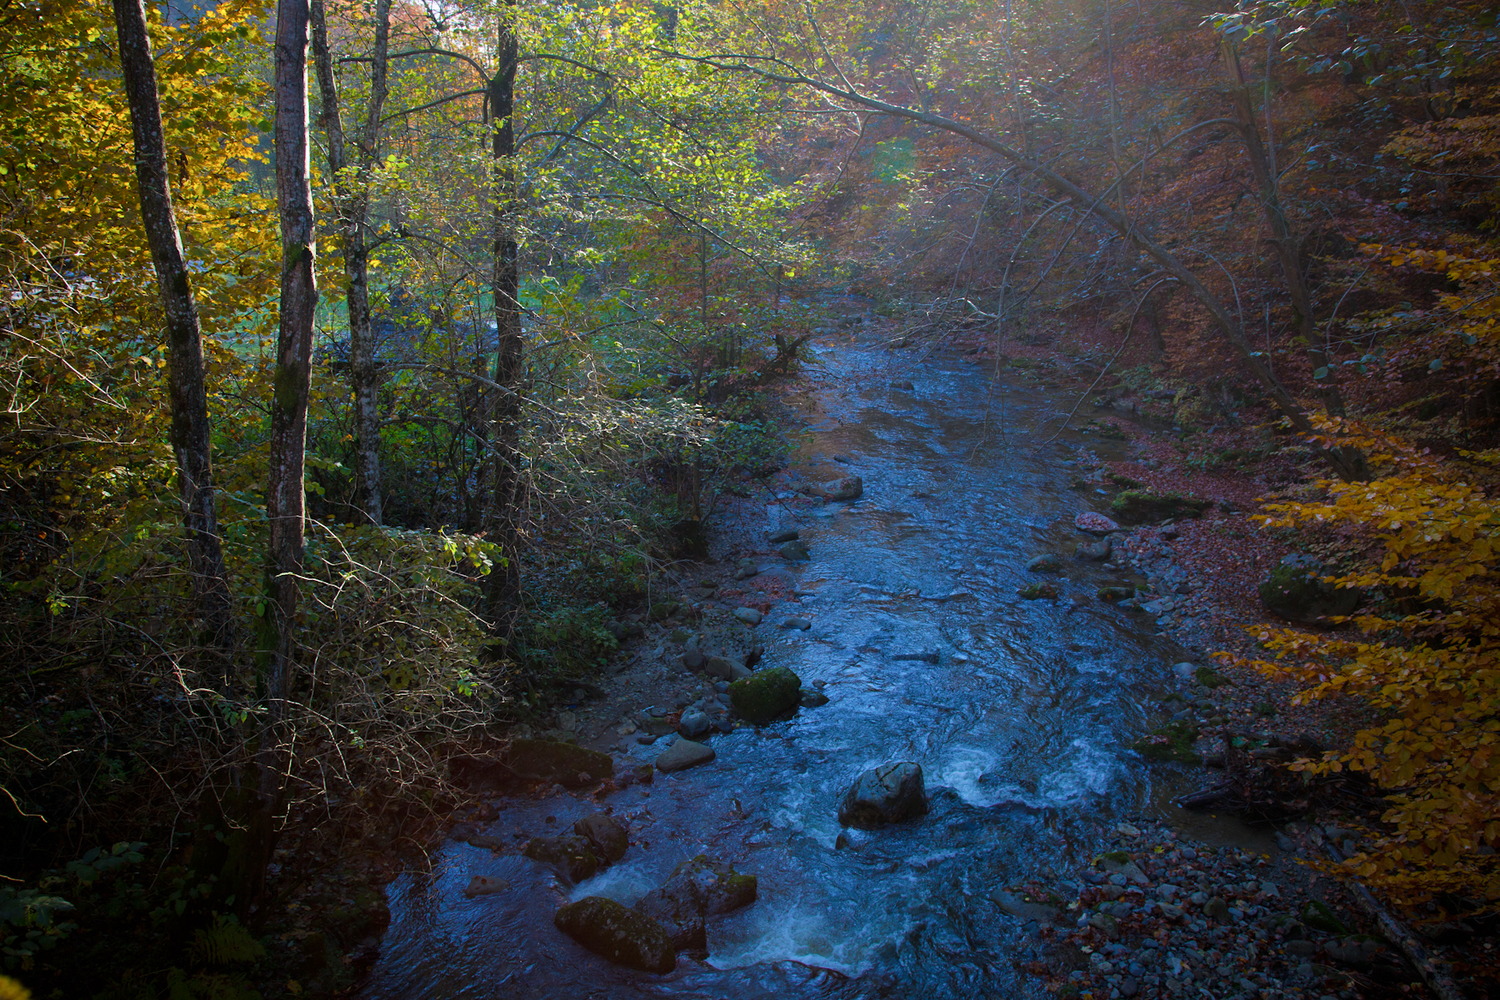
[362,325,1197,999]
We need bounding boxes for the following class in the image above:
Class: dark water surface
[363,334,1193,999]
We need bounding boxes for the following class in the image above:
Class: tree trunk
[111,0,234,670]
[310,0,389,524]
[237,0,319,909]
[1222,41,1369,480]
[484,4,524,638]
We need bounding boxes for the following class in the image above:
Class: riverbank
[349,312,1491,999]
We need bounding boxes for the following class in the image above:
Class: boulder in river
[838,761,928,829]
[523,834,600,882]
[778,539,811,561]
[450,738,613,790]
[729,666,802,724]
[1027,552,1064,573]
[555,896,676,974]
[634,857,758,950]
[767,527,800,544]
[816,475,864,501]
[1259,554,1360,623]
[573,812,629,864]
[462,875,509,897]
[655,737,716,773]
[1075,536,1113,561]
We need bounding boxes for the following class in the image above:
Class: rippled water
[363,332,1192,1000]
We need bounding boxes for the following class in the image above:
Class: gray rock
[799,688,829,708]
[1027,552,1065,573]
[682,648,705,671]
[463,874,509,897]
[891,379,915,391]
[818,475,864,501]
[677,707,711,739]
[1204,896,1230,920]
[655,738,716,773]
[573,812,629,863]
[1172,661,1197,680]
[778,539,811,561]
[555,896,675,973]
[990,889,1064,924]
[733,607,764,626]
[838,761,928,829]
[703,656,745,682]
[1076,537,1113,561]
[767,528,800,544]
[781,617,812,630]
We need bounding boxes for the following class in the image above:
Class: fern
[189,918,265,968]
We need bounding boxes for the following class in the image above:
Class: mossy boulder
[729,666,802,725]
[554,896,675,973]
[634,856,758,950]
[1259,556,1360,623]
[1109,489,1211,525]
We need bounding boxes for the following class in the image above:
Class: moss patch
[1110,489,1211,524]
[729,666,802,725]
[1130,721,1201,763]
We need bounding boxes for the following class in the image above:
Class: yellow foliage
[1238,428,1500,907]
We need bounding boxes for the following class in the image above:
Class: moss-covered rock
[634,856,758,950]
[1259,558,1360,623]
[554,896,675,973]
[729,666,802,725]
[1109,489,1211,524]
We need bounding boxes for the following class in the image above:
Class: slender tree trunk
[1222,40,1368,479]
[111,0,234,668]
[310,0,389,524]
[231,0,319,909]
[484,4,524,637]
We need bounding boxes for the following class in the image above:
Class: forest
[1,0,1497,996]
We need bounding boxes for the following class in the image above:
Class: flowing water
[363,330,1198,1000]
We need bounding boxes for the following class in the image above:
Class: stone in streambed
[655,737,716,773]
[523,834,600,882]
[462,874,509,897]
[704,655,749,682]
[1027,552,1064,573]
[555,896,675,974]
[1076,536,1113,561]
[733,607,764,626]
[767,528,800,544]
[838,761,928,829]
[729,666,802,724]
[677,707,712,738]
[778,539,811,561]
[817,475,864,501]
[634,856,758,950]
[573,812,628,864]
[1075,511,1121,535]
